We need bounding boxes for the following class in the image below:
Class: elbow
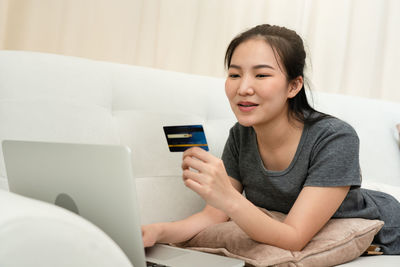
[285,241,307,252]
[280,231,310,252]
[275,239,309,252]
[280,225,310,251]
[282,234,310,252]
[271,240,307,252]
[252,228,309,252]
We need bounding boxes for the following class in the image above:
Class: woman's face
[225,38,297,128]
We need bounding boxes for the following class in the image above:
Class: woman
[142,24,400,254]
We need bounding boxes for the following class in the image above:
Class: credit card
[163,125,209,152]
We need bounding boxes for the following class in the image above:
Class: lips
[238,101,258,107]
[237,101,258,112]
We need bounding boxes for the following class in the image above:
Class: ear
[287,76,303,99]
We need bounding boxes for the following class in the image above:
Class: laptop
[2,140,244,267]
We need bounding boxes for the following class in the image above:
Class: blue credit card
[163,125,209,152]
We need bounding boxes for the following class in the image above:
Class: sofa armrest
[0,177,8,191]
[0,190,133,267]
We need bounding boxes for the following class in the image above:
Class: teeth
[239,104,256,107]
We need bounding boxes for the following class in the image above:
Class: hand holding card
[163,125,209,152]
[181,146,240,213]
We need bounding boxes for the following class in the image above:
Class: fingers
[141,229,155,247]
[182,168,205,185]
[183,176,205,196]
[181,154,205,172]
[142,226,159,248]
[181,148,208,195]
[182,147,218,172]
[182,147,212,163]
[143,237,154,248]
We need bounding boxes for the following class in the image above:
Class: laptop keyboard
[146,261,170,267]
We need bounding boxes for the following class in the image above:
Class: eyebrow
[229,64,275,70]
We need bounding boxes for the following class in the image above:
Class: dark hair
[225,24,329,124]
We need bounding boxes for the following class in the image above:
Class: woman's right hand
[141,224,163,247]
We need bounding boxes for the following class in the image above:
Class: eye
[229,74,240,78]
[256,74,271,78]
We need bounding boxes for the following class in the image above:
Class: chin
[235,117,257,127]
[231,109,259,127]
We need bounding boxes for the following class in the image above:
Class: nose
[237,75,255,96]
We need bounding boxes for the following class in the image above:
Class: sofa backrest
[1,50,399,184]
[0,51,121,181]
[109,61,236,178]
[0,51,399,223]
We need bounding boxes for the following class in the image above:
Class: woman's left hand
[181,147,238,212]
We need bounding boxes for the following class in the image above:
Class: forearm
[156,205,229,244]
[227,191,303,251]
[227,186,350,251]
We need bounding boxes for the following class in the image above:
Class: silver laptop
[2,140,244,267]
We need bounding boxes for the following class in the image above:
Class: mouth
[238,101,258,107]
[237,101,258,112]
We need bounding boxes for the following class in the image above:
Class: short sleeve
[222,126,241,182]
[304,122,361,187]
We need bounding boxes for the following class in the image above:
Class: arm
[227,185,349,251]
[142,177,243,247]
[182,147,350,251]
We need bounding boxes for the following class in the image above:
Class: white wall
[0,0,399,102]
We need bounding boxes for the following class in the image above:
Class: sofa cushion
[177,209,384,267]
[136,176,205,224]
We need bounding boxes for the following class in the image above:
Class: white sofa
[0,50,399,266]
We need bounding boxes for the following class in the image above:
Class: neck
[253,112,304,151]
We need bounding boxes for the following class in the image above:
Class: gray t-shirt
[222,117,400,254]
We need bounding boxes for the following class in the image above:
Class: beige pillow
[175,209,384,267]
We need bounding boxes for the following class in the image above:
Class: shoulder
[305,116,360,160]
[308,116,359,141]
[303,116,362,187]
